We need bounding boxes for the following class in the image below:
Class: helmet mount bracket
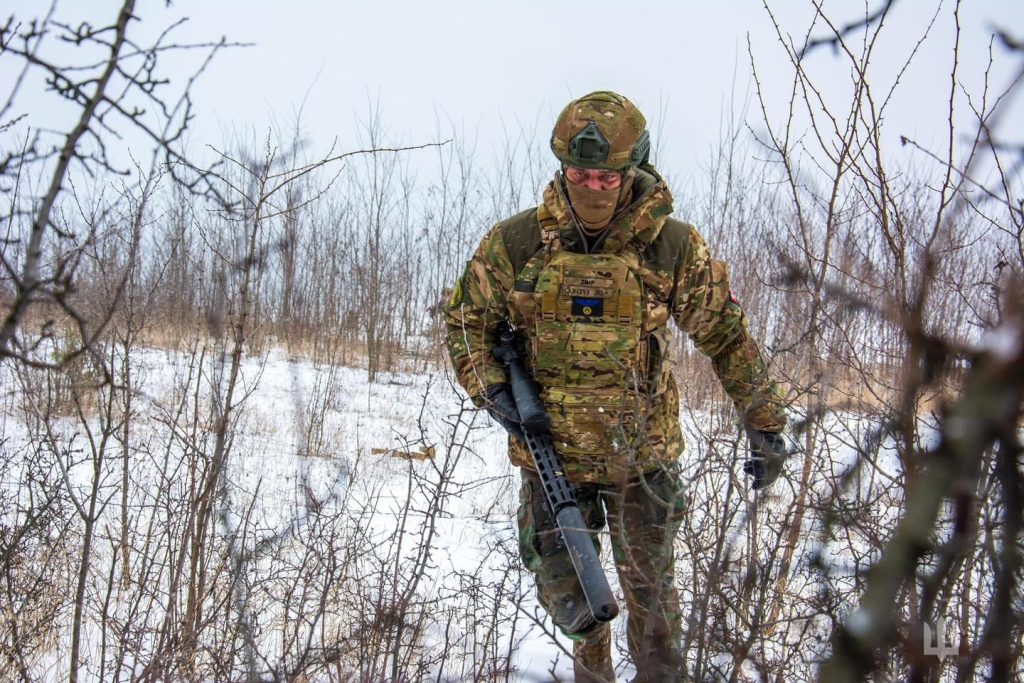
[568,121,610,166]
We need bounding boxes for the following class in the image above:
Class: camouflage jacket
[445,169,786,482]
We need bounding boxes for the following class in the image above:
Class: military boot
[572,624,615,682]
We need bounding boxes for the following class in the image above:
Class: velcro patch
[448,277,464,307]
[572,297,603,318]
[563,285,610,298]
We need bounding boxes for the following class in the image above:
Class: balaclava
[565,168,635,232]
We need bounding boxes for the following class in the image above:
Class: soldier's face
[564,166,623,191]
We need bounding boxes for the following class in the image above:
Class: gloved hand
[484,383,524,439]
[743,429,789,490]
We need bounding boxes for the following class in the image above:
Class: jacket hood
[540,166,674,253]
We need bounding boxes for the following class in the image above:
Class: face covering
[566,182,619,231]
[564,169,635,232]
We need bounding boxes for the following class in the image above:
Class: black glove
[743,429,788,490]
[484,383,524,439]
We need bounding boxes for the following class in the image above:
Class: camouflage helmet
[550,91,651,171]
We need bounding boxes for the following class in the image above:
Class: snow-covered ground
[1,340,922,681]
[217,346,641,681]
[4,342,642,680]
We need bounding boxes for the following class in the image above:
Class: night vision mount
[567,121,651,167]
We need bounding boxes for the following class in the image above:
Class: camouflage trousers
[517,466,688,683]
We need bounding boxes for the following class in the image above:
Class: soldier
[444,91,788,682]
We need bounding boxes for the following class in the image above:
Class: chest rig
[507,207,675,464]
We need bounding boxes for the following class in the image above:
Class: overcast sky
[6,0,1024,185]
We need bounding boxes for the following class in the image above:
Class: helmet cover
[551,91,650,170]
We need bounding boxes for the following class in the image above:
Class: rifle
[493,322,619,623]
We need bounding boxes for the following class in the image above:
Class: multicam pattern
[445,169,786,484]
[550,91,647,170]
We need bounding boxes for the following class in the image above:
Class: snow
[0,340,927,681]
[3,343,617,680]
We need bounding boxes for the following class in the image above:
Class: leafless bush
[2,1,1021,682]
[662,2,1024,681]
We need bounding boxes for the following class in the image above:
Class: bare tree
[0,0,233,367]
